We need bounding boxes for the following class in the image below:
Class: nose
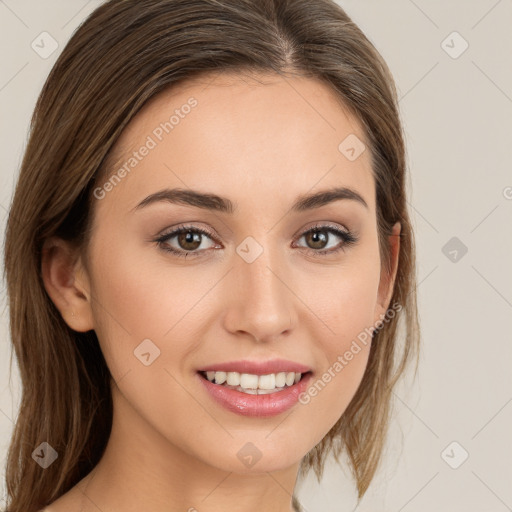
[222,244,297,343]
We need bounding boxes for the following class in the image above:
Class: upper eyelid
[298,221,350,235]
[157,224,218,242]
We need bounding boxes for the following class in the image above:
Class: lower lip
[197,372,313,418]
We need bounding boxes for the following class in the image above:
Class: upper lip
[197,359,312,375]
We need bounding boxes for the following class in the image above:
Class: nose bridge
[225,236,295,341]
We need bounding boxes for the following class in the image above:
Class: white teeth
[203,370,306,391]
[214,371,227,385]
[258,374,275,390]
[226,372,240,386]
[275,372,286,388]
[240,373,259,389]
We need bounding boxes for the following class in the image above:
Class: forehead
[97,71,375,214]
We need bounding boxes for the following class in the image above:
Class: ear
[41,237,95,332]
[373,221,401,325]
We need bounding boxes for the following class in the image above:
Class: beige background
[1,1,511,510]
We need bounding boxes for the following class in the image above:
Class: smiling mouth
[198,370,312,395]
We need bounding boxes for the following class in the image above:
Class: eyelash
[154,223,359,259]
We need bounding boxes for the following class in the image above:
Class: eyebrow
[132,186,368,214]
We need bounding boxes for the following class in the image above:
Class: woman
[3,0,420,511]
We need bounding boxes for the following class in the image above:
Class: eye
[293,223,359,256]
[155,225,219,258]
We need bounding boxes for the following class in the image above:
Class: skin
[41,72,400,512]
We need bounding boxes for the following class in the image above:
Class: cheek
[298,251,381,343]
[86,233,177,374]
[86,232,222,386]
[295,255,380,418]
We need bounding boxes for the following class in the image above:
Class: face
[57,72,399,475]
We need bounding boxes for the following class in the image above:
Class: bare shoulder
[36,470,97,512]
[38,497,78,512]
[37,482,86,512]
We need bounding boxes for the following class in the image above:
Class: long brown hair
[3,0,420,510]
